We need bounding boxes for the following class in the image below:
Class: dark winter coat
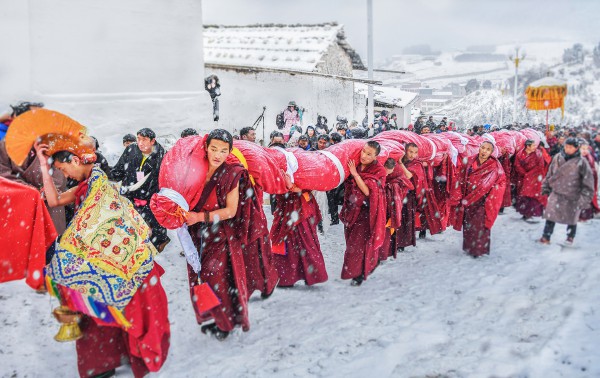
[111,142,165,202]
[542,151,595,225]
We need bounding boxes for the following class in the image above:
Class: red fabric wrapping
[421,133,455,166]
[0,177,57,290]
[449,156,506,230]
[151,135,208,229]
[374,131,436,163]
[227,140,288,194]
[490,131,518,157]
[499,154,513,207]
[520,128,543,148]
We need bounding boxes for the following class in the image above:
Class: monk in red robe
[270,190,328,286]
[449,141,507,257]
[497,150,513,212]
[340,141,386,286]
[396,143,419,250]
[186,129,275,340]
[34,142,170,378]
[514,140,547,220]
[382,158,414,259]
[579,141,600,221]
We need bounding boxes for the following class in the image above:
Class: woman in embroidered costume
[185,129,275,340]
[35,141,170,378]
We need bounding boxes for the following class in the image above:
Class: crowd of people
[0,101,598,378]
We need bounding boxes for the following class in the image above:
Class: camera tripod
[252,106,267,146]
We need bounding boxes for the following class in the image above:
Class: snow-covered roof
[527,77,567,88]
[355,84,418,108]
[432,91,453,96]
[422,98,450,103]
[204,23,364,72]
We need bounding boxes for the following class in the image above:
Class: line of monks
[13,128,570,378]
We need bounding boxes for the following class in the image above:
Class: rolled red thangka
[150,135,208,229]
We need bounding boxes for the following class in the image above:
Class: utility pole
[367,0,374,129]
[509,47,525,124]
[500,82,506,127]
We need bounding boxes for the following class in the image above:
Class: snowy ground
[1,206,599,378]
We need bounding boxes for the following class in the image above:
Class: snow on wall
[203,23,348,72]
[0,0,211,161]
[206,68,354,143]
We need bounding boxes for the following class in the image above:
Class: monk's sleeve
[578,160,595,209]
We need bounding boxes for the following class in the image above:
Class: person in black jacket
[111,128,170,251]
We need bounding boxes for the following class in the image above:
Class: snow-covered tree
[593,42,600,67]
[563,43,585,64]
[465,79,480,94]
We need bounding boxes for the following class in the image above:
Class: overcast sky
[203,0,600,63]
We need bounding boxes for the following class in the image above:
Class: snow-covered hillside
[1,207,599,377]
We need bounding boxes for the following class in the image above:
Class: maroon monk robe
[514,147,547,218]
[498,153,513,208]
[431,156,454,229]
[405,160,443,235]
[580,153,600,221]
[382,165,414,259]
[76,264,171,378]
[270,191,328,286]
[449,156,506,257]
[339,160,387,280]
[242,183,279,297]
[188,162,263,332]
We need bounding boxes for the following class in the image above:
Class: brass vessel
[52,306,83,342]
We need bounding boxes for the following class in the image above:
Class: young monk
[514,140,547,220]
[396,143,419,250]
[340,141,387,286]
[185,129,275,340]
[270,189,328,287]
[35,141,170,378]
[381,158,414,259]
[449,141,506,257]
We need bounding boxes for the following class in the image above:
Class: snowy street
[1,206,598,377]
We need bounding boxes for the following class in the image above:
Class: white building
[1,0,209,158]
[420,98,450,113]
[354,84,419,128]
[203,23,366,144]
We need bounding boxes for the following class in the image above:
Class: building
[1,0,208,158]
[203,23,367,144]
[420,98,450,113]
[354,84,419,128]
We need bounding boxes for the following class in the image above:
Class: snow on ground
[1,207,599,377]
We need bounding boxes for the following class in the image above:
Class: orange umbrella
[5,109,96,166]
[525,77,567,132]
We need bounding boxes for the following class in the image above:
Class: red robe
[188,162,271,332]
[514,148,547,217]
[339,160,386,280]
[449,156,506,257]
[270,191,328,286]
[382,165,414,259]
[0,177,57,290]
[431,155,454,229]
[498,153,513,208]
[76,264,170,378]
[405,160,443,235]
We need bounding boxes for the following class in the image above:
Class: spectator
[181,128,198,138]
[240,127,257,143]
[122,134,136,148]
[111,128,170,252]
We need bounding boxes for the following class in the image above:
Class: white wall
[0,0,211,160]
[207,68,355,144]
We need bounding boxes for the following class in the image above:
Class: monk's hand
[282,169,293,190]
[33,140,50,170]
[348,160,358,177]
[185,211,201,226]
